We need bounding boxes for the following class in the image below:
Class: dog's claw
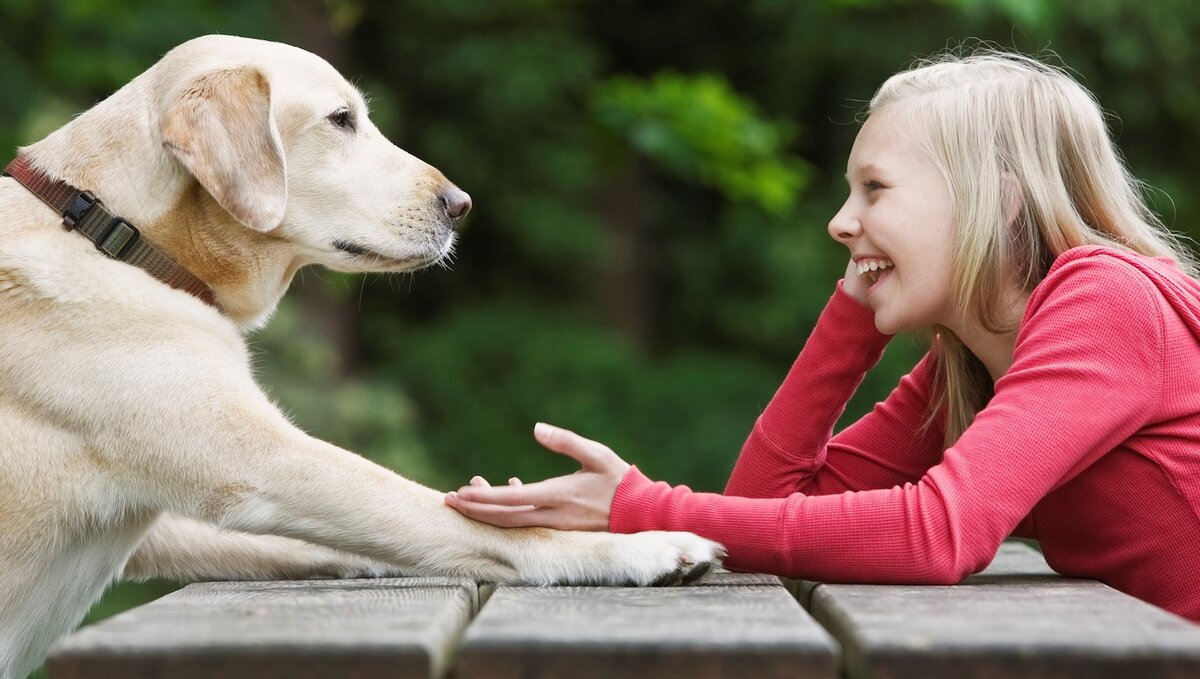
[651,568,685,587]
[649,554,716,587]
[681,560,713,584]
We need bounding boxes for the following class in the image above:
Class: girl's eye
[863,180,884,192]
[328,108,354,131]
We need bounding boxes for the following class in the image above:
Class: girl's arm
[724,279,945,499]
[609,257,1163,581]
[726,252,946,499]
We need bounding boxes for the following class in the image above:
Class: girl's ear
[162,66,288,232]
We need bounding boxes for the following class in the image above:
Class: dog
[0,35,722,678]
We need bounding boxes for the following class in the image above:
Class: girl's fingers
[533,422,612,469]
[444,492,558,529]
[841,256,871,303]
[452,477,563,507]
[508,477,522,486]
[447,494,592,531]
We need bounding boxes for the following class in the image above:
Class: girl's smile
[856,256,895,282]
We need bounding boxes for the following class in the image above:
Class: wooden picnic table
[47,542,1200,678]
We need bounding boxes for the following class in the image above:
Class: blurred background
[5,0,1200,649]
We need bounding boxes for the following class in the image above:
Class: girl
[445,50,1200,621]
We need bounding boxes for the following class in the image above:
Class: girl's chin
[874,315,899,335]
[871,308,915,336]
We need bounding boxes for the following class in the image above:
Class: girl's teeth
[857,259,895,277]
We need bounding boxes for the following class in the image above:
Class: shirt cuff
[609,465,659,533]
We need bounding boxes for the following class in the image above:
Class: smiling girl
[445,50,1200,621]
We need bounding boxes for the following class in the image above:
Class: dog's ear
[162,66,287,232]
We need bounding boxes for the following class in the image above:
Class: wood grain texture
[455,575,838,679]
[691,571,784,586]
[47,577,477,679]
[807,542,1200,679]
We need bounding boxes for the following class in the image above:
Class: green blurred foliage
[6,0,1200,663]
[592,73,808,214]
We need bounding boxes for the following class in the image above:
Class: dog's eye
[328,108,354,131]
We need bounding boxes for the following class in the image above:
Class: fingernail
[445,491,457,502]
[534,422,553,438]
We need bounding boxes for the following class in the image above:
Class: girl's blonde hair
[867,48,1198,445]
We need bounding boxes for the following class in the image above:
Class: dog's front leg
[145,395,720,586]
[123,513,408,582]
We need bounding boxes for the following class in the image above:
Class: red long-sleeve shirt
[610,245,1200,621]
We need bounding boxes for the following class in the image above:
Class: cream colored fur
[0,35,721,678]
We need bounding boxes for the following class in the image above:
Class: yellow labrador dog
[0,35,722,677]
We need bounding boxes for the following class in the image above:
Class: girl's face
[827,109,956,335]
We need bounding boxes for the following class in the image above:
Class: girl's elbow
[918,535,994,585]
[921,560,971,585]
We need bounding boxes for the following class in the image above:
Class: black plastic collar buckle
[64,191,97,230]
[95,217,140,259]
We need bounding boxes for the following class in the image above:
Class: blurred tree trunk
[277,0,360,375]
[600,159,656,351]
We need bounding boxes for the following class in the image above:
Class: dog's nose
[440,187,472,223]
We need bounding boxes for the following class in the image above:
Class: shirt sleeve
[611,258,1164,583]
[725,281,945,500]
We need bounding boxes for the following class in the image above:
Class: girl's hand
[444,423,631,531]
[841,256,871,304]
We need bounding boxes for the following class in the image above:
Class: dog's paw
[516,531,725,587]
[607,531,726,586]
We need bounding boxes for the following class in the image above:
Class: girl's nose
[827,201,862,243]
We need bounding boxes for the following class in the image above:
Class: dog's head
[155,35,468,274]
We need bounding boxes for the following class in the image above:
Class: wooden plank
[794,540,1054,608]
[807,542,1200,679]
[689,571,785,586]
[48,577,477,679]
[455,573,838,679]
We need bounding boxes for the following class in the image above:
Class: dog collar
[3,154,217,307]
